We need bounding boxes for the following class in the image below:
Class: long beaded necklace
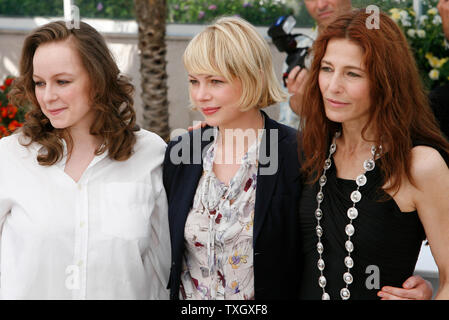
[314,131,382,300]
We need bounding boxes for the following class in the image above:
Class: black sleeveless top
[297,143,443,300]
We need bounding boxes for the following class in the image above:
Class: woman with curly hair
[0,21,170,299]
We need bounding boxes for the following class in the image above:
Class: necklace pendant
[316,191,324,203]
[340,288,350,300]
[324,159,332,170]
[344,256,354,268]
[350,190,362,203]
[329,143,337,155]
[317,259,325,271]
[319,276,327,288]
[319,175,327,186]
[363,159,375,171]
[345,224,355,236]
[316,225,323,237]
[317,242,324,254]
[345,240,354,253]
[356,174,367,187]
[343,272,353,284]
[322,292,330,300]
[347,207,358,220]
[315,208,323,220]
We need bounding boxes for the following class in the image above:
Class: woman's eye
[211,79,223,84]
[189,79,198,85]
[57,80,70,85]
[320,66,332,72]
[34,81,45,87]
[347,72,360,78]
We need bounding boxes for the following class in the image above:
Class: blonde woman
[163,17,301,300]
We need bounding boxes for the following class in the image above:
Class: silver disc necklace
[314,131,381,300]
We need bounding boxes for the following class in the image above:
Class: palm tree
[134,0,170,141]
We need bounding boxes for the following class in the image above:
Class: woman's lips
[326,98,349,108]
[48,108,67,116]
[201,107,220,115]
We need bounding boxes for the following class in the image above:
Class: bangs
[183,16,287,111]
[183,29,235,81]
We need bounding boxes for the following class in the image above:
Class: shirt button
[78,260,83,266]
[80,221,85,228]
[77,184,82,190]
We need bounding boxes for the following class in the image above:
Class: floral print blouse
[180,129,262,300]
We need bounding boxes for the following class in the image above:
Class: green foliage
[0,0,64,17]
[388,0,449,89]
[0,0,298,26]
[0,0,135,19]
[73,0,135,19]
[166,0,293,26]
[352,0,413,11]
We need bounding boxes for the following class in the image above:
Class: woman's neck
[339,121,377,155]
[217,109,264,146]
[65,126,102,156]
[215,109,264,165]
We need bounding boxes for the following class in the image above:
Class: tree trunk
[134,0,170,141]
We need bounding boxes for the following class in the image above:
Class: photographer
[278,0,352,128]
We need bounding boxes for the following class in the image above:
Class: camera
[268,16,313,86]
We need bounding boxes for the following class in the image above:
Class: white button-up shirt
[0,129,170,299]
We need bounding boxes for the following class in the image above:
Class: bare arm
[409,146,449,299]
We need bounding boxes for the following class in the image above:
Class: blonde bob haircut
[183,16,287,111]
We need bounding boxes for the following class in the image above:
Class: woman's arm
[411,146,449,299]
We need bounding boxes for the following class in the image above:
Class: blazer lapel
[170,127,215,257]
[253,112,286,246]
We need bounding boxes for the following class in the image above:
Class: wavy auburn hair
[10,21,137,165]
[297,9,449,193]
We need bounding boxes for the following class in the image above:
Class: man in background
[278,0,352,128]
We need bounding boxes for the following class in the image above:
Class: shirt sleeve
[0,146,13,293]
[146,182,171,299]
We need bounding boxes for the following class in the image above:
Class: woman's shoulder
[0,131,20,145]
[127,129,167,168]
[410,145,449,185]
[134,128,167,152]
[0,131,33,153]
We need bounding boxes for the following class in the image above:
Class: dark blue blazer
[163,111,302,300]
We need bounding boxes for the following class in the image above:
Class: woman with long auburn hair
[0,21,170,299]
[294,9,449,300]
